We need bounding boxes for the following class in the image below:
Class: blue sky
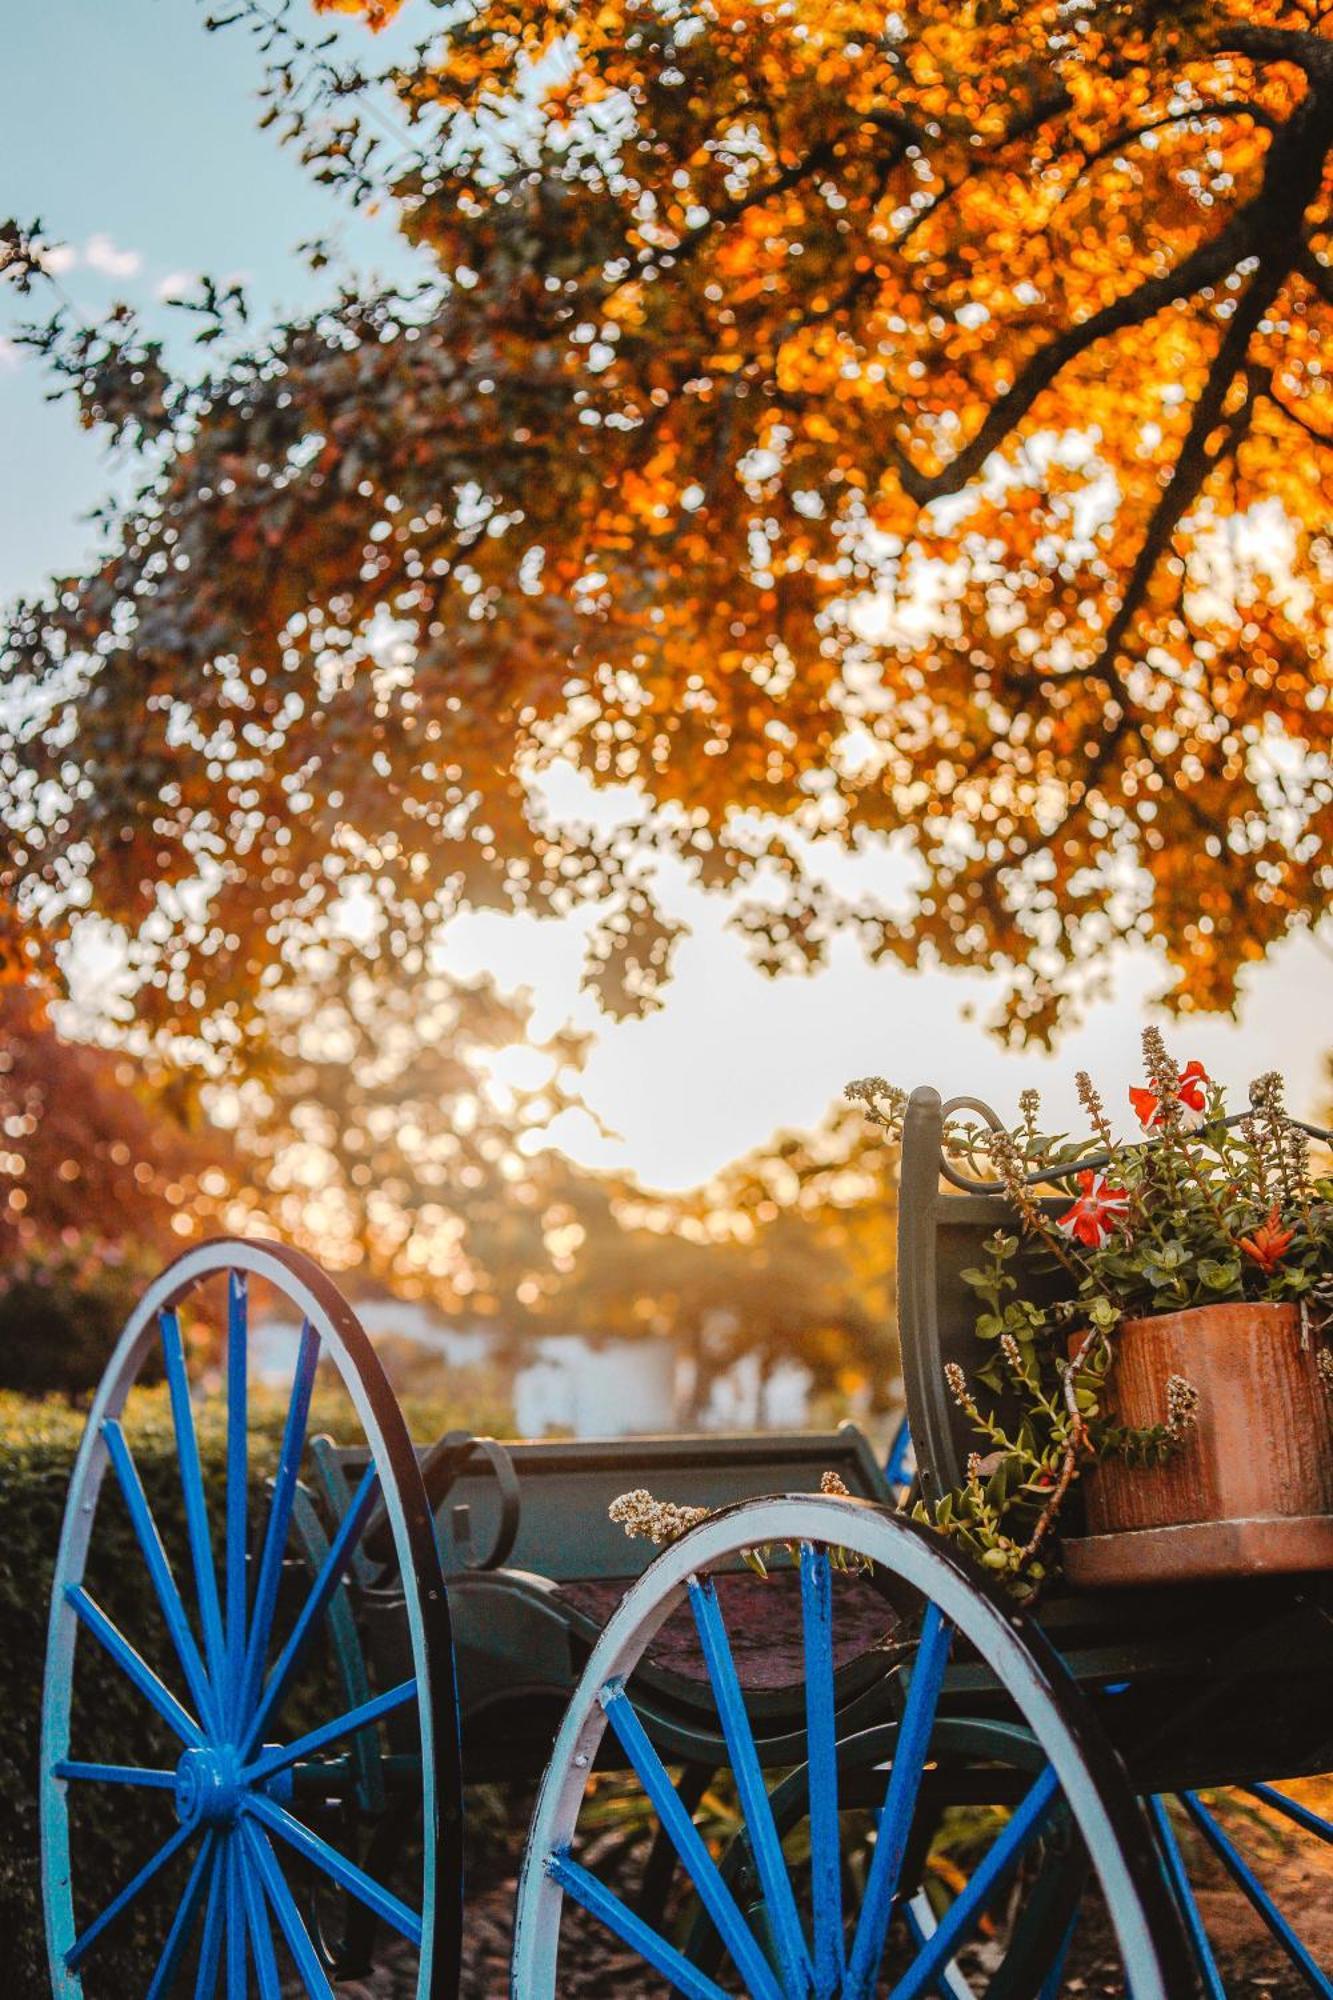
[2,0,428,600]
[5,0,1331,1185]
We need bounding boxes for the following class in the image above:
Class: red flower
[1238,1205,1295,1274]
[1057,1170,1130,1249]
[1130,1059,1210,1133]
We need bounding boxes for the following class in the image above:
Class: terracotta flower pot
[1064,1301,1333,1587]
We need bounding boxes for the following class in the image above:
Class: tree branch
[1092,274,1278,674]
[1057,99,1279,205]
[1207,20,1333,81]
[884,67,1333,505]
[951,294,1279,901]
[882,224,1253,503]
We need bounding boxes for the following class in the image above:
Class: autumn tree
[3,0,1332,1050]
[0,986,232,1389]
[0,986,228,1253]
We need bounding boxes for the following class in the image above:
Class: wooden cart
[39,1086,1333,1995]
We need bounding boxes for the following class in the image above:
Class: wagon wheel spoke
[161,1306,229,1692]
[224,1271,249,1739]
[239,1822,285,2000]
[225,1837,248,1999]
[599,1677,785,2000]
[901,1782,1085,2000]
[193,1839,227,2000]
[54,1759,177,1789]
[844,1597,953,1996]
[145,1829,218,2000]
[243,1460,382,1758]
[1147,1794,1227,2000]
[547,1852,733,2000]
[902,1896,975,2000]
[884,1765,1061,2000]
[800,1543,843,1996]
[244,1818,338,1998]
[102,1416,223,1738]
[634,1760,715,1926]
[65,1821,197,1971]
[236,1317,322,1731]
[64,1583,204,1746]
[1179,1790,1333,1998]
[1245,1783,1333,1846]
[244,1677,418,1784]
[688,1572,815,1998]
[246,1793,425,1946]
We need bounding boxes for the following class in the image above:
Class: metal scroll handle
[363,1429,521,1573]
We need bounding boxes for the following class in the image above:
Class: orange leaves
[312,0,405,26]
[0,984,229,1264]
[0,897,46,993]
[5,0,1331,1048]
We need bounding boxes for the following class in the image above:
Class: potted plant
[850,1032,1333,1592]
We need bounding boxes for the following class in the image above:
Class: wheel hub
[174,1745,243,1830]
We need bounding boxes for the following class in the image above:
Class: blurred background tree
[210,950,596,1313]
[548,1099,898,1419]
[0,986,229,1391]
[0,973,897,1410]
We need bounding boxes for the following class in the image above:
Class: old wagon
[40,1085,1333,1995]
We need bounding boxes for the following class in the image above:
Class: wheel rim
[512,1493,1186,1998]
[41,1238,460,1998]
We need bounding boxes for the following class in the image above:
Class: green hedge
[0,1242,162,1397]
[0,1379,509,1989]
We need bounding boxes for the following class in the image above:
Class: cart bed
[312,1423,903,1777]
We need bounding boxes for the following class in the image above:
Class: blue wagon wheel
[40,1239,461,1998]
[1146,1780,1333,1996]
[512,1493,1187,1998]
